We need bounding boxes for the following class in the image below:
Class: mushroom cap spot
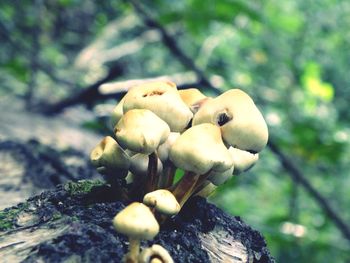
[143,189,180,215]
[169,123,233,175]
[157,132,180,162]
[109,97,125,130]
[90,136,130,174]
[208,166,234,186]
[192,89,268,152]
[178,88,207,107]
[115,109,170,154]
[228,147,259,175]
[123,81,193,132]
[113,202,159,240]
[139,244,174,263]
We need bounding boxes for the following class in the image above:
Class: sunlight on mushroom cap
[123,81,193,132]
[115,109,170,154]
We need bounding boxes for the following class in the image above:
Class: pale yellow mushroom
[143,189,180,216]
[192,89,268,153]
[228,147,259,175]
[169,123,232,175]
[113,202,159,263]
[115,109,170,154]
[169,123,233,206]
[139,244,174,263]
[122,81,193,132]
[90,136,130,177]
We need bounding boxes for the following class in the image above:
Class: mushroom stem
[171,171,201,207]
[146,152,158,193]
[126,238,140,263]
[158,161,176,189]
[192,172,211,194]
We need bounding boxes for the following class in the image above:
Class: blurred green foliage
[1,0,350,262]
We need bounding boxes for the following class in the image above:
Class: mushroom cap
[157,132,180,162]
[143,189,180,215]
[208,165,234,186]
[192,89,268,153]
[90,136,130,175]
[130,153,163,177]
[229,147,259,175]
[178,88,207,108]
[109,97,125,130]
[115,109,170,154]
[113,202,159,240]
[122,81,193,132]
[169,123,233,175]
[139,244,174,263]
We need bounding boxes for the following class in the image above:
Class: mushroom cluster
[91,81,268,206]
[91,81,268,262]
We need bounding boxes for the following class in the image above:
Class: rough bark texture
[0,139,274,262]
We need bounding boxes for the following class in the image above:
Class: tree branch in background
[268,140,350,242]
[129,1,350,244]
[41,64,124,114]
[129,0,221,96]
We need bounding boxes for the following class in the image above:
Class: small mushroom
[115,109,170,154]
[229,147,259,175]
[169,123,233,206]
[169,123,232,175]
[113,202,160,263]
[139,244,174,263]
[90,136,130,178]
[192,89,268,153]
[143,189,180,216]
[122,81,193,132]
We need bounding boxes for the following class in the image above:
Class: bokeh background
[1,0,350,262]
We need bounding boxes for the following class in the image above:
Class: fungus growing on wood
[113,202,160,263]
[91,81,268,231]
